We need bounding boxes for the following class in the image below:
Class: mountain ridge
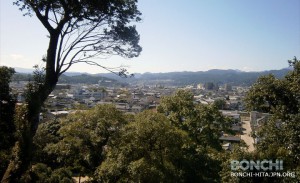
[11,67,292,86]
[12,66,292,75]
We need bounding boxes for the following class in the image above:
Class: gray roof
[219,136,241,142]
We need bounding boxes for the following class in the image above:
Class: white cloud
[10,54,25,60]
[241,66,256,72]
[0,54,40,69]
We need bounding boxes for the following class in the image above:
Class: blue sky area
[0,0,299,73]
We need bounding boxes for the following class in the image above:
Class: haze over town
[1,1,300,182]
[1,0,299,74]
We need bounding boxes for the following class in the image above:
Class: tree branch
[59,60,132,78]
[28,2,54,32]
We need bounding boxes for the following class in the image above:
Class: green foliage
[24,66,46,115]
[48,168,74,183]
[156,90,232,181]
[245,74,286,113]
[219,145,254,183]
[13,105,31,143]
[245,57,300,119]
[157,90,194,128]
[33,119,61,167]
[0,151,10,180]
[30,163,52,183]
[0,66,16,149]
[158,90,230,150]
[30,163,74,183]
[0,67,16,177]
[4,0,142,181]
[213,99,226,110]
[191,104,230,150]
[254,114,300,182]
[1,104,33,183]
[243,57,300,182]
[43,105,126,175]
[96,110,189,182]
[30,90,235,182]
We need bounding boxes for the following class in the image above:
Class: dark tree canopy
[0,67,16,149]
[0,67,16,178]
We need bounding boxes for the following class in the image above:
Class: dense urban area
[1,61,299,182]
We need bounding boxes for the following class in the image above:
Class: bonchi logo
[231,159,283,171]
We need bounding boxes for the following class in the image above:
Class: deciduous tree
[43,105,126,178]
[157,90,231,181]
[244,57,300,182]
[244,57,300,119]
[158,90,231,150]
[96,110,190,182]
[3,0,142,182]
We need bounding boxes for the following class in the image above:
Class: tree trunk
[1,32,60,183]
[1,103,41,183]
[1,137,34,183]
[1,91,49,182]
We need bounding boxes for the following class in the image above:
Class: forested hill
[58,74,127,86]
[100,68,291,86]
[12,68,291,86]
[12,73,127,87]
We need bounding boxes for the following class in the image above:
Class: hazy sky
[1,0,299,74]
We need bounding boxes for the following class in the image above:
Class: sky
[0,0,299,74]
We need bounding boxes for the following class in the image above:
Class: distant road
[241,118,255,152]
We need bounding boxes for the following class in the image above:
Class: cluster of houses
[11,80,269,152]
[41,82,248,114]
[44,84,168,114]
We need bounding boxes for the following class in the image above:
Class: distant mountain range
[12,67,292,86]
[98,68,292,86]
[12,72,127,87]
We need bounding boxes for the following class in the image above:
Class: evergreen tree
[0,67,16,178]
